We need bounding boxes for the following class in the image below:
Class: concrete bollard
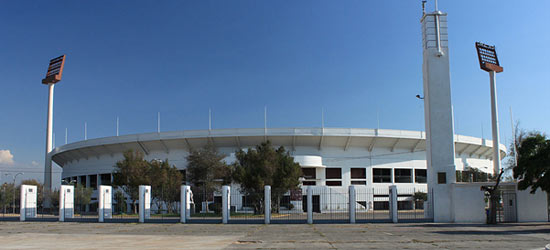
[389,185,398,223]
[20,185,37,222]
[307,186,313,224]
[264,185,271,224]
[349,185,356,224]
[180,185,191,223]
[98,185,112,222]
[59,185,74,222]
[222,185,230,224]
[139,185,151,223]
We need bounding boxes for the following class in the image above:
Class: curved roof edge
[51,127,507,166]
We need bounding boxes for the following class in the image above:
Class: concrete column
[20,185,37,222]
[99,185,112,222]
[44,83,55,193]
[97,174,102,189]
[59,185,74,222]
[349,185,356,224]
[307,186,313,224]
[421,10,456,222]
[489,71,501,176]
[222,185,230,224]
[264,185,271,224]
[85,175,91,212]
[390,185,398,223]
[180,185,191,223]
[139,185,151,223]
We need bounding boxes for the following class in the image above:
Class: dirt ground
[0,221,549,249]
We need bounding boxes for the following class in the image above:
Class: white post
[44,83,54,193]
[222,185,230,224]
[59,185,74,222]
[349,185,356,224]
[99,185,112,222]
[307,186,313,224]
[489,71,501,176]
[180,185,191,223]
[20,185,37,221]
[264,185,271,224]
[139,185,151,223]
[390,185,398,223]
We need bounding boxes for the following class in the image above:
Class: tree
[149,159,183,214]
[113,150,151,213]
[232,141,302,213]
[186,143,230,212]
[0,183,15,213]
[74,184,93,214]
[114,189,126,214]
[512,132,550,193]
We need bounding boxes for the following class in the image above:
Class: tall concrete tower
[421,8,456,222]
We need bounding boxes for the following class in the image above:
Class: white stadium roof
[51,127,506,167]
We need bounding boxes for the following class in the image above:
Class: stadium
[49,127,505,215]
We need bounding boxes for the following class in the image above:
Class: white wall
[516,187,548,222]
[451,183,486,223]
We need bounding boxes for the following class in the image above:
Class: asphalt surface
[0,221,549,249]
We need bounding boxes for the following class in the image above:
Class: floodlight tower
[420,2,456,222]
[42,55,66,192]
[475,42,504,176]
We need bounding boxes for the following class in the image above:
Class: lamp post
[42,55,67,204]
[11,173,23,214]
[475,42,504,176]
[476,42,505,224]
[2,173,9,214]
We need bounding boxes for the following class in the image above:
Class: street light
[476,42,505,225]
[475,42,503,176]
[43,55,67,198]
[12,173,23,214]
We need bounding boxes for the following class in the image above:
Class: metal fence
[188,189,222,223]
[313,188,349,223]
[270,189,307,224]
[355,187,391,222]
[228,189,264,224]
[0,185,437,224]
[396,187,433,222]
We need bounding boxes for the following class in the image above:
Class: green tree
[114,189,126,214]
[48,189,60,213]
[186,143,230,212]
[513,132,550,193]
[232,141,302,213]
[149,159,183,214]
[0,183,15,213]
[74,184,93,214]
[113,150,151,213]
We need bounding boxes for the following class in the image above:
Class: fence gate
[498,191,517,223]
[396,188,433,222]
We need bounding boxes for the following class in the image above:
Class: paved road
[0,222,548,249]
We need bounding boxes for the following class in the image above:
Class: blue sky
[1,1,549,183]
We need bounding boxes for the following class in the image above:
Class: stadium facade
[50,127,505,212]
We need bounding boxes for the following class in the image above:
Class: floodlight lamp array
[42,55,66,84]
[475,42,503,73]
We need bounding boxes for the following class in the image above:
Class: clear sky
[1,0,549,184]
